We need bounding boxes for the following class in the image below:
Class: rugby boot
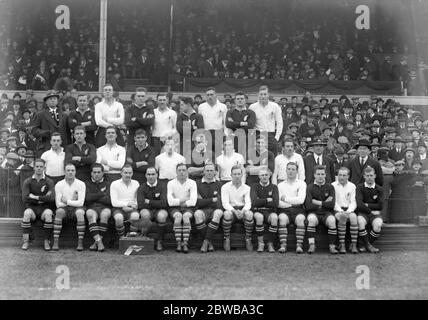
[223,237,231,251]
[52,238,59,251]
[21,234,30,250]
[245,238,253,252]
[200,239,209,253]
[182,242,189,254]
[156,240,163,252]
[267,242,275,253]
[208,241,215,252]
[329,244,339,254]
[349,243,359,254]
[338,243,347,254]
[44,239,51,251]
[97,240,105,252]
[295,244,304,254]
[366,243,379,253]
[278,244,287,253]
[89,242,98,251]
[257,241,265,253]
[307,243,316,254]
[176,242,182,253]
[76,239,84,251]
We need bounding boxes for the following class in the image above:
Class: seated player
[251,167,279,253]
[277,162,307,253]
[304,165,338,254]
[110,164,140,239]
[21,158,55,251]
[194,162,223,253]
[155,138,186,183]
[126,129,155,183]
[221,164,254,251]
[167,163,197,253]
[53,163,86,251]
[332,167,359,254]
[356,166,384,253]
[84,163,112,252]
[137,167,168,251]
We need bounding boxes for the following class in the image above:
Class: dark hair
[51,132,62,139]
[286,161,298,170]
[105,125,116,132]
[176,163,187,170]
[206,87,216,93]
[73,125,86,133]
[156,92,168,99]
[34,158,46,165]
[180,97,193,106]
[134,129,147,137]
[121,163,133,171]
[91,163,104,172]
[145,166,158,174]
[135,87,147,93]
[314,165,326,172]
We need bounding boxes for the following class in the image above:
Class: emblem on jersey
[143,112,147,118]
[41,185,46,193]
[101,187,106,192]
[88,115,92,119]
[228,117,233,122]
[373,195,378,199]
[84,149,88,155]
[269,191,272,196]
[244,115,248,121]
[325,193,329,197]
[155,193,160,198]
[213,191,218,195]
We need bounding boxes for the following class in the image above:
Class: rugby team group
[8,84,389,254]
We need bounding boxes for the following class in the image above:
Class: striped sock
[98,222,109,238]
[77,221,86,240]
[183,221,191,243]
[268,224,278,243]
[222,218,232,238]
[359,229,369,245]
[195,221,207,238]
[255,223,264,237]
[88,223,99,239]
[278,224,288,246]
[244,218,254,239]
[337,224,346,245]
[157,222,167,240]
[205,221,219,241]
[173,222,182,243]
[129,224,138,233]
[43,222,53,240]
[116,223,125,237]
[327,228,337,245]
[53,218,63,240]
[307,226,316,241]
[21,221,31,235]
[369,230,380,244]
[296,225,305,246]
[350,225,358,244]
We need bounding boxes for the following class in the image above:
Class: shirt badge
[84,149,88,155]
[88,115,92,119]
[243,115,248,121]
[325,193,329,197]
[101,187,106,192]
[213,191,218,195]
[373,195,378,199]
[269,191,272,196]
[155,193,160,198]
[41,185,46,193]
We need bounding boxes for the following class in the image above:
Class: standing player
[53,163,86,251]
[68,93,97,146]
[332,167,359,254]
[304,165,338,254]
[251,167,279,253]
[151,92,177,155]
[21,159,55,251]
[356,166,384,253]
[221,164,254,251]
[41,132,65,185]
[167,164,197,253]
[110,164,140,239]
[137,167,168,251]
[96,126,126,182]
[277,162,307,253]
[194,163,224,253]
[84,163,111,252]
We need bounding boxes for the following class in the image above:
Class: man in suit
[31,90,70,157]
[347,139,383,187]
[388,136,406,162]
[304,138,335,184]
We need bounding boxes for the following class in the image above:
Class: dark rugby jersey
[356,183,384,214]
[125,104,155,140]
[21,175,55,206]
[225,108,256,132]
[304,182,335,212]
[85,178,111,207]
[65,143,97,175]
[137,180,167,209]
[250,182,279,210]
[126,144,155,181]
[67,109,97,145]
[196,178,222,209]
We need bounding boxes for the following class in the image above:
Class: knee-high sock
[222,217,232,238]
[337,224,347,244]
[295,225,305,246]
[173,221,182,243]
[157,221,167,240]
[255,222,264,238]
[21,221,31,235]
[115,222,125,238]
[77,221,86,240]
[327,228,337,245]
[307,226,316,242]
[268,224,278,243]
[278,224,288,246]
[244,218,254,239]
[182,221,191,243]
[359,229,368,245]
[369,230,380,244]
[350,225,358,244]
[53,218,63,239]
[98,222,108,238]
[43,221,53,240]
[205,220,219,241]
[195,221,207,238]
[88,223,99,240]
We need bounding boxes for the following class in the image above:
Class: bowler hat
[355,139,372,149]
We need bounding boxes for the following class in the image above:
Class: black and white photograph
[0,0,428,306]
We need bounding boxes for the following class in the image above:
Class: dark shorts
[56,206,85,222]
[169,207,194,218]
[358,213,383,225]
[26,205,54,219]
[278,207,306,223]
[308,211,335,225]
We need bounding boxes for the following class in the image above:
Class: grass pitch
[1,248,427,300]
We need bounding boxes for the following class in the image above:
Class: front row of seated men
[21,159,383,254]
